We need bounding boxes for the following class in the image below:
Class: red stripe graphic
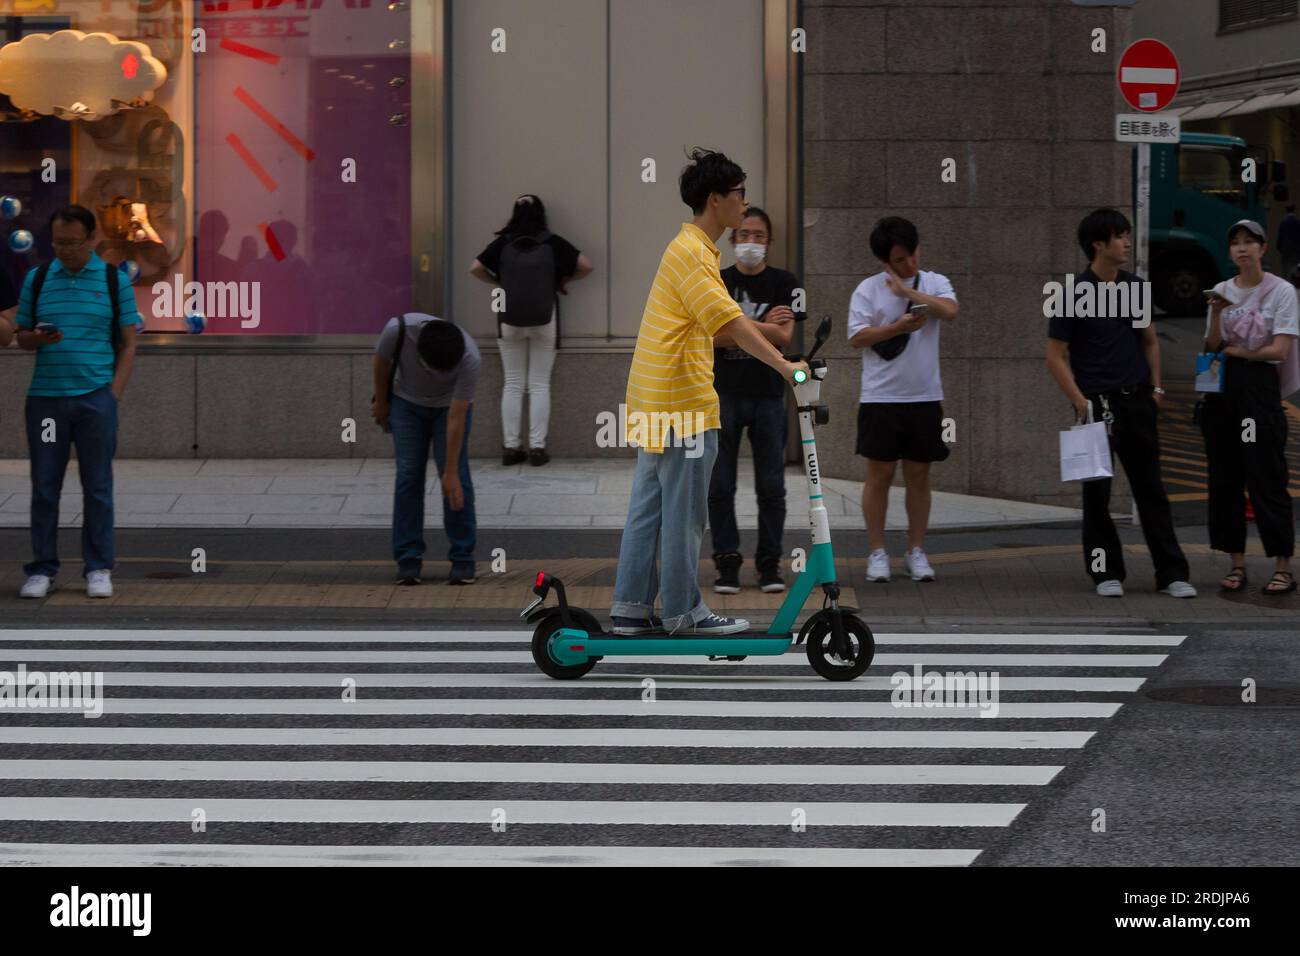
[225,133,278,192]
[260,221,287,262]
[219,38,281,65]
[234,86,317,162]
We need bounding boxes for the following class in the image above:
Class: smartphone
[34,322,59,334]
[908,304,929,317]
[1202,289,1227,303]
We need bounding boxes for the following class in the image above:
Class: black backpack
[497,230,557,329]
[31,259,124,369]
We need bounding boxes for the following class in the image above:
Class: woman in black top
[470,195,593,466]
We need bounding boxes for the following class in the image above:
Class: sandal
[1218,567,1247,593]
[1262,570,1296,596]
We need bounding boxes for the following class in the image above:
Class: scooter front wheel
[805,614,874,681]
[531,609,601,680]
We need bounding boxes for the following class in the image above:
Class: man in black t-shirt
[708,207,805,594]
[1045,208,1194,599]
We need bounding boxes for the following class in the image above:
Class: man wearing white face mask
[709,207,805,594]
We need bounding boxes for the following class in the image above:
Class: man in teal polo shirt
[14,205,142,599]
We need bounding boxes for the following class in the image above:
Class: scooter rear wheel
[805,614,874,681]
[532,609,601,680]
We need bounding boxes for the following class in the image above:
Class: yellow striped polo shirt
[624,222,746,453]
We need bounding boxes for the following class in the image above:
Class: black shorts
[855,401,951,463]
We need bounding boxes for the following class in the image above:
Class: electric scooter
[520,316,874,682]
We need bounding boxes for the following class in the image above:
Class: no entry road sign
[1117,39,1180,112]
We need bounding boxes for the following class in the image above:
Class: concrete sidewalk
[0,458,1080,531]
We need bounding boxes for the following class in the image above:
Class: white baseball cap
[1228,219,1266,242]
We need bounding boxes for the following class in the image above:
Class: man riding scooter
[608,148,807,638]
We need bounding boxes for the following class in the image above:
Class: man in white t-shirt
[847,217,959,583]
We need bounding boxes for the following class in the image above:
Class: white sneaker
[1095,579,1124,597]
[19,574,53,599]
[866,549,890,582]
[905,547,935,582]
[1161,580,1198,599]
[86,570,113,599]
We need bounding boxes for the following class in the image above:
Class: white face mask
[735,243,767,267]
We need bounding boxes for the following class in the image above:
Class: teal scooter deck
[547,630,793,667]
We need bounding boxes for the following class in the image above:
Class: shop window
[0,1,415,337]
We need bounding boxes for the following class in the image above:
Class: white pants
[498,315,556,450]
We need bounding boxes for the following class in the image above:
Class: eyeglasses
[52,238,88,249]
[725,187,747,201]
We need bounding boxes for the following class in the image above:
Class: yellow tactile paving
[113,582,199,605]
[178,586,257,608]
[248,584,329,608]
[318,585,394,608]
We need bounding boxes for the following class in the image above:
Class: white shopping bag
[1059,407,1112,483]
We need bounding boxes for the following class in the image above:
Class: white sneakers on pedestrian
[905,547,935,582]
[1095,579,1124,597]
[1161,580,1198,599]
[866,549,890,582]
[19,574,53,599]
[86,570,113,599]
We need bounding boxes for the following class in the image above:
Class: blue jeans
[610,428,719,632]
[24,386,118,578]
[708,391,788,564]
[390,396,476,574]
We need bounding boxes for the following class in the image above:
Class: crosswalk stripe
[0,760,1064,785]
[81,673,1150,691]
[0,649,1169,666]
[70,699,1121,718]
[0,797,1025,826]
[0,630,1187,647]
[0,843,983,866]
[0,727,1094,748]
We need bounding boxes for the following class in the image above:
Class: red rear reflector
[569,645,585,651]
[535,571,546,587]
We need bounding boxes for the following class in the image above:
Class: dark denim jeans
[24,386,118,578]
[390,396,476,575]
[708,391,788,564]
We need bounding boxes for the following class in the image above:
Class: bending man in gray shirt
[373,313,480,585]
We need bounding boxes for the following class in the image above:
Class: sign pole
[1135,141,1151,284]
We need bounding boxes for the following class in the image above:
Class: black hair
[1077,208,1131,260]
[49,204,96,237]
[868,216,919,262]
[731,206,773,243]
[495,194,548,237]
[679,147,746,214]
[417,320,467,372]
[1287,204,1296,213]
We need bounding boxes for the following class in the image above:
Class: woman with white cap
[1201,219,1300,595]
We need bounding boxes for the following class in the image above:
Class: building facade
[0,0,1143,508]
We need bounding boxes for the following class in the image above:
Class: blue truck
[1148,132,1289,315]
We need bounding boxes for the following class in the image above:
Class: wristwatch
[1153,387,1166,395]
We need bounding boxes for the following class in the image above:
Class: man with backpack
[14,205,142,599]
[372,313,481,586]
[471,195,592,466]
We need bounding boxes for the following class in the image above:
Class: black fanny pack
[872,273,921,362]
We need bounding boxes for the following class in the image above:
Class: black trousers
[1198,358,1295,558]
[1081,388,1190,588]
